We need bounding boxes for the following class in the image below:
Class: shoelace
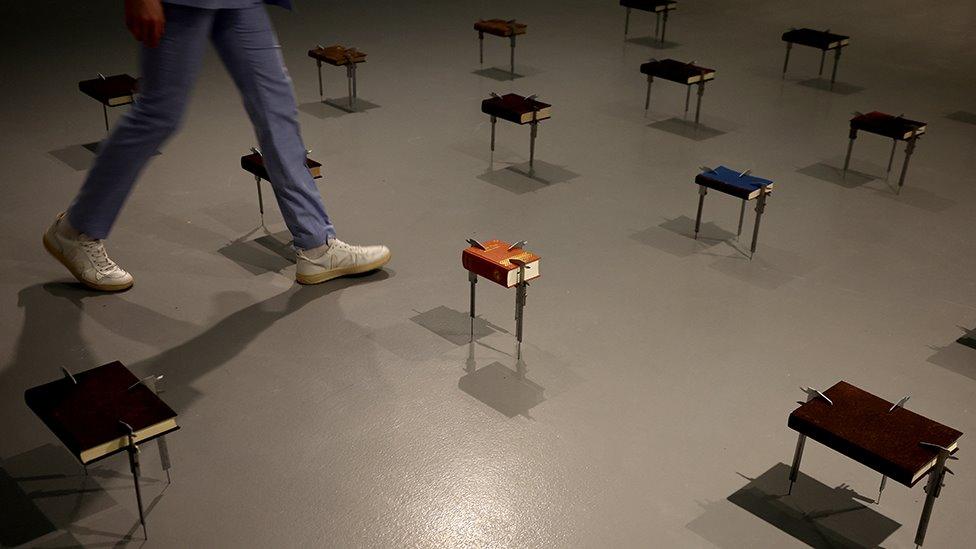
[80,240,119,273]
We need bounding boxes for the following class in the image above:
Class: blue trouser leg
[211,5,334,250]
[67,4,213,239]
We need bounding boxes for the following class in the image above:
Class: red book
[462,239,541,288]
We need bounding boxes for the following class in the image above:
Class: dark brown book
[241,152,322,181]
[620,0,677,12]
[24,361,179,464]
[78,74,138,106]
[307,45,367,66]
[851,111,927,140]
[474,19,527,37]
[481,93,551,124]
[782,28,850,50]
[788,381,962,486]
[640,59,715,84]
[462,239,541,288]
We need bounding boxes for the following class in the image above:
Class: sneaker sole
[42,234,134,292]
[295,252,391,285]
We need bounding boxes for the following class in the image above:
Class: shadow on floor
[459,346,545,418]
[868,183,957,214]
[216,226,294,275]
[625,36,680,49]
[630,216,733,258]
[648,117,726,141]
[796,162,874,188]
[477,161,580,194]
[410,305,505,346]
[927,326,976,381]
[686,463,900,548]
[796,78,864,95]
[47,145,96,172]
[945,111,976,125]
[298,98,380,119]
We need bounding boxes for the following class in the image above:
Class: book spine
[462,251,509,287]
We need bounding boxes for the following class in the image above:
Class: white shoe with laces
[43,213,134,291]
[295,238,390,285]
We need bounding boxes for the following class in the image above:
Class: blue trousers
[68,3,334,250]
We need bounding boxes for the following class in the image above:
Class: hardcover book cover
[308,45,367,66]
[481,94,552,124]
[782,28,850,50]
[851,111,926,140]
[78,74,138,106]
[474,19,527,37]
[241,152,322,180]
[640,59,715,84]
[25,361,179,464]
[788,381,962,486]
[696,166,773,200]
[462,239,541,288]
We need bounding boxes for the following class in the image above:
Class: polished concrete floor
[1,0,975,547]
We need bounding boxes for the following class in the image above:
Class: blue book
[695,166,773,200]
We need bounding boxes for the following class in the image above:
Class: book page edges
[80,418,178,464]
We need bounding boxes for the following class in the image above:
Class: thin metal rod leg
[469,271,477,342]
[158,436,172,485]
[914,448,951,546]
[897,137,917,194]
[127,446,147,539]
[830,48,842,90]
[842,134,856,174]
[317,61,323,101]
[877,475,887,504]
[788,433,807,495]
[515,271,527,360]
[510,36,516,79]
[352,64,358,100]
[782,43,792,78]
[660,10,669,44]
[529,121,537,176]
[255,176,265,223]
[655,11,661,38]
[644,76,653,113]
[818,49,826,76]
[624,8,630,36]
[736,199,746,237]
[490,116,496,152]
[346,65,354,110]
[694,82,704,126]
[750,189,768,259]
[694,185,706,239]
[479,32,484,65]
[684,85,690,114]
[102,104,109,134]
[885,139,898,179]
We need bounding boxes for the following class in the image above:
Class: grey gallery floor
[2,0,975,547]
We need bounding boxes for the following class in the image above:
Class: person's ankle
[301,239,332,260]
[57,215,83,240]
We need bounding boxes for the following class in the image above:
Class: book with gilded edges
[462,239,541,288]
[241,152,322,180]
[782,28,850,50]
[25,361,179,464]
[788,381,962,487]
[307,45,367,66]
[851,111,926,140]
[481,93,551,124]
[640,59,715,84]
[78,74,138,106]
[474,19,527,37]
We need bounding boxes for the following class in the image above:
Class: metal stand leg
[694,185,707,239]
[788,433,807,495]
[877,474,888,504]
[624,8,630,37]
[914,446,953,546]
[510,36,516,79]
[818,50,826,76]
[255,176,265,223]
[529,119,538,176]
[479,31,484,65]
[514,267,527,360]
[897,136,917,194]
[351,63,358,101]
[102,104,109,134]
[490,115,496,153]
[842,130,857,175]
[157,437,172,485]
[660,10,669,44]
[644,75,653,113]
[655,11,661,39]
[469,271,477,342]
[316,60,323,101]
[736,199,746,237]
[782,43,792,78]
[684,85,690,114]
[694,81,705,126]
[749,188,768,259]
[346,64,354,110]
[885,139,898,180]
[124,437,148,539]
[830,48,842,90]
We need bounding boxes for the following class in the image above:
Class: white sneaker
[295,238,390,285]
[43,213,134,291]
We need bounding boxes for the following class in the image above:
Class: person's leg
[209,5,334,250]
[66,4,214,239]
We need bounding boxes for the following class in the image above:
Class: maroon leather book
[850,111,927,140]
[620,0,677,12]
[241,152,322,181]
[307,45,367,66]
[640,59,715,84]
[24,361,179,464]
[788,381,962,486]
[481,93,551,124]
[78,74,138,106]
[474,19,527,37]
